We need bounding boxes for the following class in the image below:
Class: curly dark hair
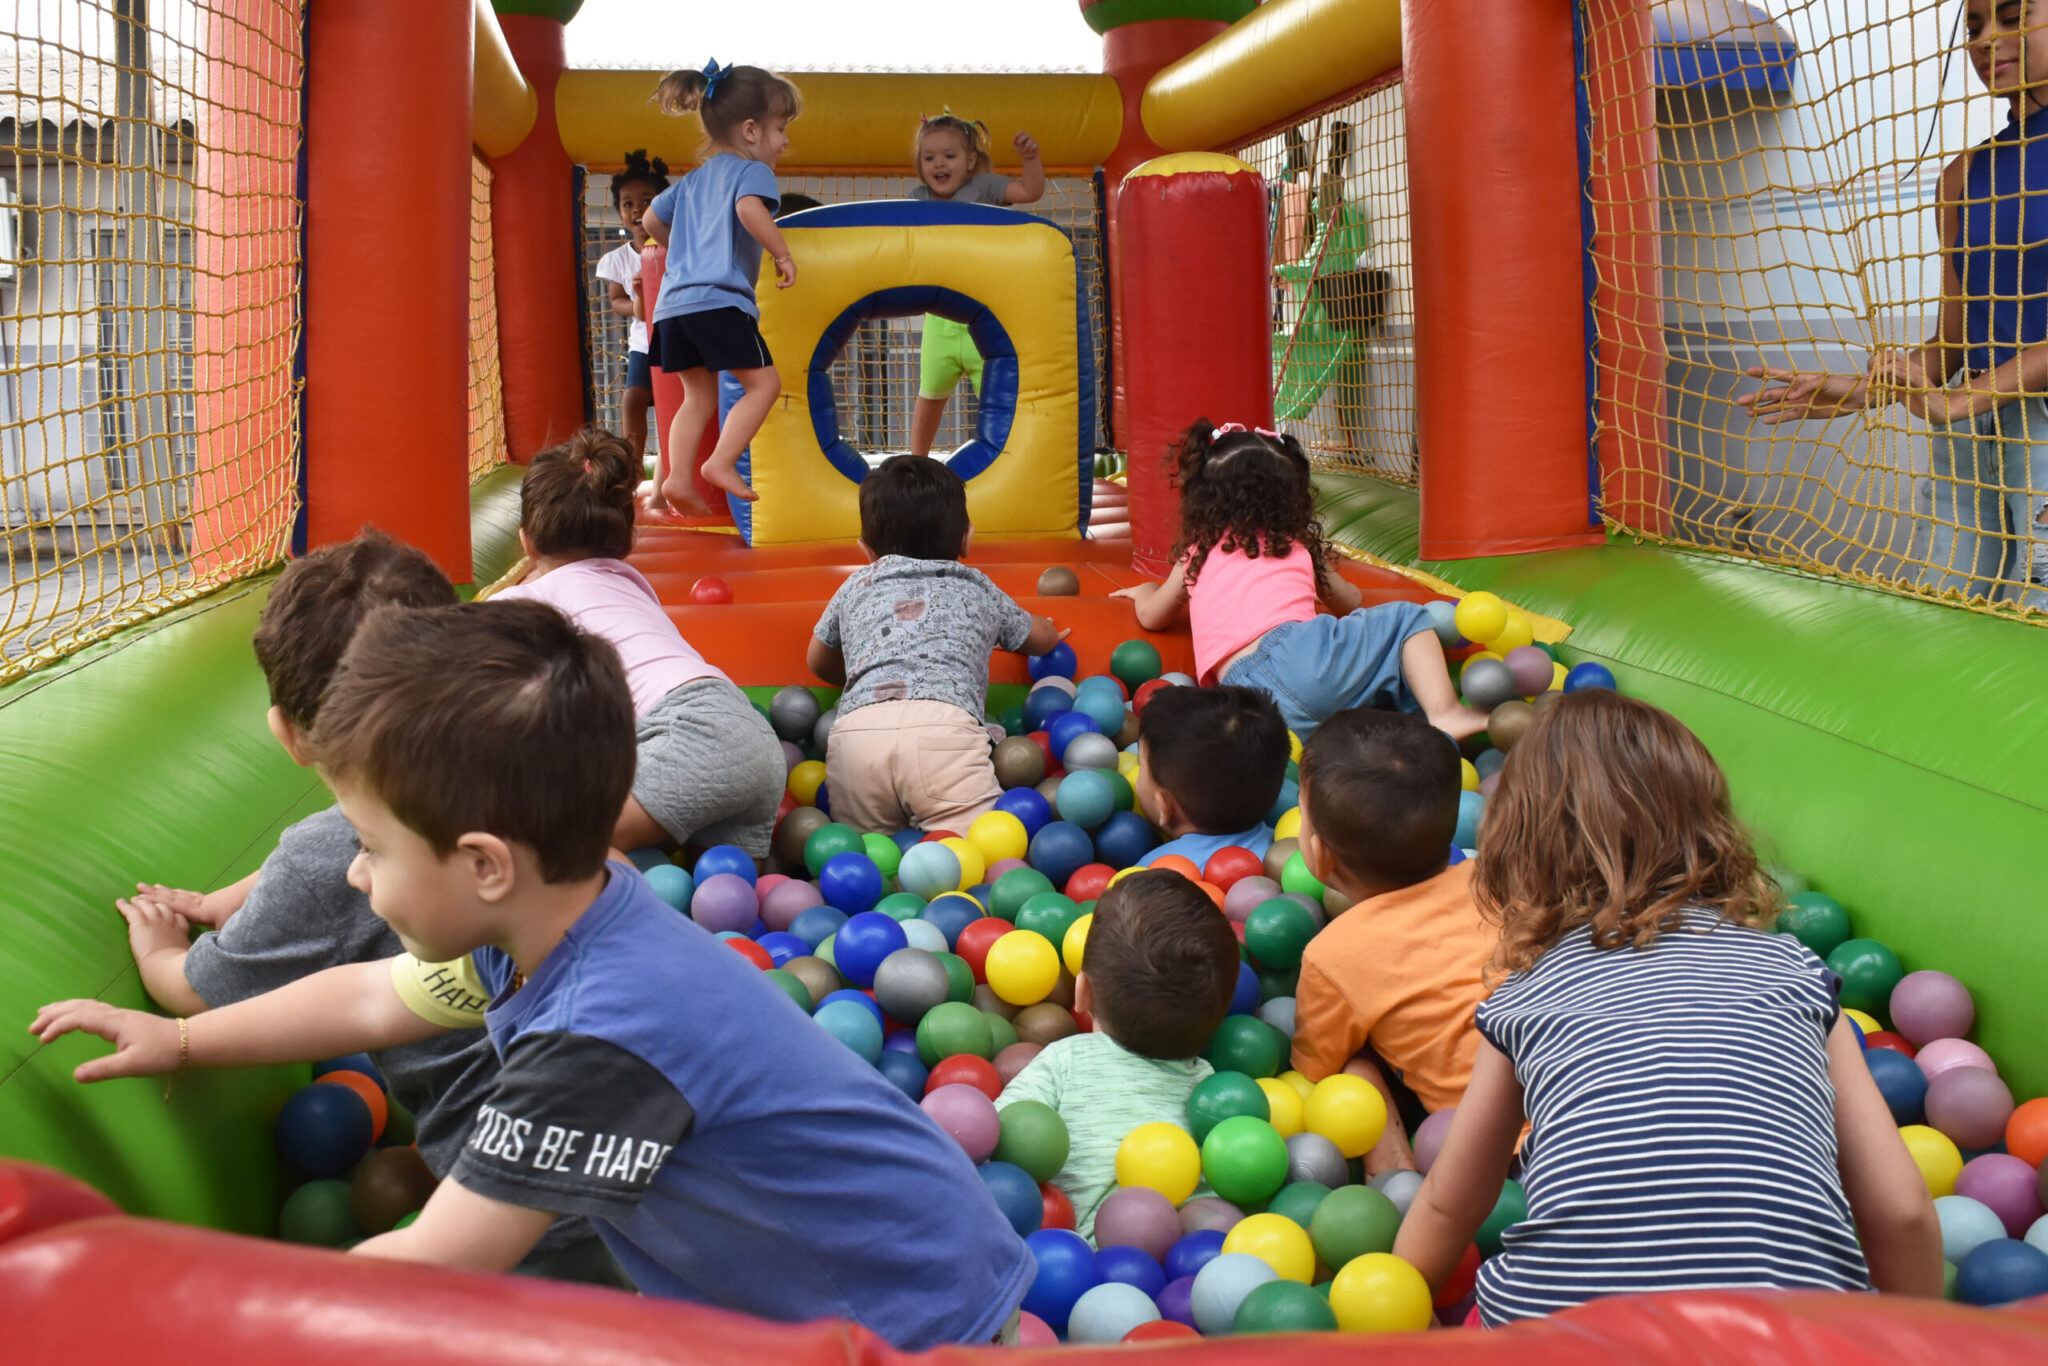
[1168,418,1333,597]
[612,148,670,207]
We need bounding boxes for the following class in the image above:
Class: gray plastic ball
[1062,732,1120,772]
[899,918,948,953]
[768,685,822,742]
[872,947,951,1024]
[812,706,838,754]
[1030,676,1078,698]
[1159,671,1196,688]
[1285,1131,1348,1188]
[1459,657,1520,712]
[1257,996,1297,1039]
[1370,1168,1425,1217]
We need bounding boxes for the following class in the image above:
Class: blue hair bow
[702,59,732,101]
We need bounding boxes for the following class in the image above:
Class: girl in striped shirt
[1392,691,1941,1325]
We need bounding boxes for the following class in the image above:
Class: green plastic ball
[1233,1278,1338,1333]
[998,705,1027,737]
[381,1100,416,1148]
[990,868,1056,920]
[393,1209,420,1230]
[1186,1070,1271,1143]
[1308,1185,1402,1267]
[804,822,865,878]
[935,951,976,1004]
[1279,851,1325,900]
[1200,1115,1290,1206]
[861,833,904,881]
[765,967,813,1011]
[987,1012,1020,1055]
[1943,1260,1959,1300]
[1777,891,1851,959]
[1826,937,1903,1017]
[1205,1015,1286,1079]
[1265,1180,1333,1229]
[1015,891,1083,945]
[814,934,837,970]
[875,891,927,922]
[916,1001,993,1065]
[994,1099,1071,1182]
[1110,639,1164,691]
[1476,1177,1527,1257]
[1765,865,1810,899]
[278,1178,356,1246]
[1106,770,1137,812]
[1257,966,1299,1004]
[1244,897,1319,973]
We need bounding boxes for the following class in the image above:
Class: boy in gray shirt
[806,456,1062,834]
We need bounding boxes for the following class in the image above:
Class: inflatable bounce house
[5,0,2048,1358]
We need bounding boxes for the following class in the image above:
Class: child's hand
[1013,131,1041,162]
[29,1000,182,1082]
[1110,585,1150,601]
[772,254,797,289]
[117,895,192,960]
[133,882,212,923]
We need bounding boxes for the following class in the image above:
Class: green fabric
[1275,203,1373,421]
[470,461,526,589]
[1314,472,2048,1100]
[919,316,984,400]
[1081,0,1258,36]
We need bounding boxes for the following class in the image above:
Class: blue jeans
[1925,397,2048,608]
[1219,602,1435,741]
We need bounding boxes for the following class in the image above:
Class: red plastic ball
[688,576,733,605]
[1065,863,1115,902]
[1125,1321,1200,1343]
[925,1054,1004,1101]
[918,829,962,843]
[725,938,773,970]
[1203,846,1266,891]
[1025,731,1058,770]
[1040,1182,1077,1230]
[1435,1243,1481,1308]
[1864,1031,1918,1059]
[1132,678,1175,714]
[953,917,1016,981]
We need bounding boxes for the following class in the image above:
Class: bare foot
[658,479,711,516]
[638,483,671,516]
[700,457,758,504]
[1429,703,1493,742]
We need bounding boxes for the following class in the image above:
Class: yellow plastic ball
[1277,1070,1315,1102]
[1464,649,1504,667]
[1116,750,1141,784]
[1900,1124,1963,1197]
[937,837,985,891]
[985,929,1061,1006]
[1304,1074,1387,1159]
[1329,1253,1433,1333]
[1549,661,1567,691]
[1452,591,1509,646]
[1115,1122,1202,1205]
[1256,1077,1305,1137]
[786,760,827,807]
[1459,759,1479,792]
[1108,865,1143,888]
[966,811,1029,866]
[1843,1007,1883,1037]
[1491,609,1535,654]
[1062,912,1092,975]
[1287,729,1303,764]
[1273,807,1302,842]
[1223,1212,1316,1283]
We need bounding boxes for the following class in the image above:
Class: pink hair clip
[1212,422,1283,442]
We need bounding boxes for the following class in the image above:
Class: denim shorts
[625,349,651,391]
[1219,601,1435,740]
[1925,395,2048,609]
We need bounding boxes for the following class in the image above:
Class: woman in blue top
[1391,690,1940,1326]
[643,62,802,515]
[1743,1,2048,607]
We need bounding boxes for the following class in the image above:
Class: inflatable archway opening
[722,201,1095,546]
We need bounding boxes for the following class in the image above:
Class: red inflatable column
[1405,0,1603,558]
[304,0,472,576]
[1117,155,1273,577]
[640,246,728,520]
[492,12,586,461]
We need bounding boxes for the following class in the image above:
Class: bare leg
[910,395,949,458]
[1342,1054,1419,1177]
[1402,631,1490,741]
[613,794,671,855]
[623,386,652,461]
[659,368,717,513]
[699,365,778,503]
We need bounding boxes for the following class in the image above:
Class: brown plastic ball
[1013,1003,1079,1046]
[1263,837,1299,884]
[1037,566,1081,596]
[1114,710,1142,748]
[1045,968,1077,1010]
[776,806,829,866]
[994,1041,1045,1085]
[1532,690,1563,714]
[349,1146,438,1235]
[993,735,1048,790]
[1489,699,1537,752]
[785,955,843,1007]
[972,984,1021,1020]
[1036,775,1065,804]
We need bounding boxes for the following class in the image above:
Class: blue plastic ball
[813,998,884,1063]
[817,988,885,1026]
[1092,810,1158,869]
[1028,641,1079,683]
[1165,1229,1228,1282]
[1446,844,1467,866]
[274,1083,374,1178]
[1563,661,1617,693]
[815,783,831,817]
[626,846,669,872]
[979,1160,1045,1237]
[1454,790,1485,850]
[1047,710,1104,763]
[1055,770,1117,831]
[995,787,1055,838]
[833,910,909,988]
[1473,748,1506,779]
[312,1054,386,1089]
[899,841,964,899]
[1228,961,1260,1016]
[920,893,984,948]
[1423,598,1464,647]
[756,931,809,967]
[876,1048,929,1100]
[891,827,926,853]
[1068,1283,1162,1345]
[818,851,885,916]
[1022,1227,1102,1332]
[642,864,694,910]
[692,843,757,886]
[1022,687,1075,733]
[1029,820,1096,888]
[1070,687,1128,736]
[1266,778,1299,828]
[789,904,849,951]
[1094,1244,1168,1299]
[1957,1238,2048,1306]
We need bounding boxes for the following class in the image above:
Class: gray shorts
[633,677,784,856]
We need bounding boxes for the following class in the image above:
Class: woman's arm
[1828,1018,1944,1296]
[1390,1040,1526,1290]
[1110,560,1189,631]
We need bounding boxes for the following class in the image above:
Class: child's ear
[1073,971,1095,1018]
[518,527,536,560]
[266,706,316,768]
[458,832,521,904]
[959,525,975,560]
[855,537,877,564]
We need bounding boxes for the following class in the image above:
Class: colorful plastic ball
[1041,1182,1078,1231]
[1902,1124,1965,1197]
[1277,852,1324,900]
[1190,1252,1278,1335]
[975,1159,1044,1238]
[922,1082,1001,1161]
[1302,1185,1397,1269]
[1221,875,1280,925]
[802,822,864,879]
[1096,1185,1183,1262]
[692,843,754,886]
[898,841,963,899]
[995,1099,1070,1183]
[1022,1227,1100,1332]
[1957,1154,2045,1239]
[1066,862,1115,903]
[813,999,885,1062]
[1280,1132,1342,1190]
[725,938,773,970]
[760,879,824,933]
[1201,1116,1290,1207]
[1825,938,1904,1016]
[1927,1066,2015,1152]
[1451,592,1508,645]
[2007,1098,2048,1168]
[1773,891,1851,959]
[2031,1215,2048,1256]
[1094,1243,1169,1301]
[1021,687,1075,735]
[829,910,907,989]
[768,685,822,741]
[277,1178,356,1246]
[1256,997,1296,1040]
[875,1048,929,1100]
[1013,891,1082,946]
[995,1041,1044,1086]
[1476,1178,1528,1258]
[1166,1229,1227,1282]
[788,904,849,951]
[1243,897,1318,973]
[1233,1278,1338,1334]
[1092,810,1158,868]
[1053,770,1115,831]
[687,872,755,935]
[1066,1282,1160,1345]
[1070,687,1128,739]
[1422,599,1463,647]
[275,1083,375,1178]
[318,1070,388,1142]
[1117,1122,1203,1205]
[1866,1048,1929,1126]
[1303,1074,1388,1159]
[1866,1030,1918,1058]
[1227,962,1260,1017]
[987,867,1055,922]
[1957,1238,2048,1306]
[914,1001,992,1066]
[785,758,829,807]
[1155,1274,1199,1328]
[1109,638,1164,690]
[958,811,1025,867]
[1206,1016,1285,1079]
[1029,640,1079,683]
[1412,1108,1458,1174]
[952,915,1014,981]
[1918,1037,1997,1082]
[1490,611,1535,655]
[1328,1252,1432,1334]
[1562,661,1617,692]
[1180,1196,1247,1237]
[1187,1072,1272,1144]
[817,852,884,919]
[936,837,987,892]
[1890,970,1976,1047]
[1029,820,1096,887]
[1939,1194,2010,1265]
[920,894,984,948]
[1458,657,1519,712]
[1500,644,1553,697]
[1223,1211,1315,1283]
[986,929,1062,1006]
[1453,791,1485,851]
[995,788,1054,839]
[642,863,693,911]
[1015,1310,1058,1347]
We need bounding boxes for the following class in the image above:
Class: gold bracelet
[177,1017,190,1070]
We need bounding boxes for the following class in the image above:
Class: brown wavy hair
[913,114,993,186]
[1473,689,1778,977]
[654,65,803,147]
[520,428,638,562]
[1168,418,1332,597]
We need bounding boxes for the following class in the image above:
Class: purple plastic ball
[1177,1196,1244,1236]
[1414,1107,1458,1174]
[760,879,824,932]
[1156,1275,1198,1329]
[1093,1243,1168,1299]
[1094,1185,1182,1262]
[1222,876,1281,925]
[690,872,758,934]
[1957,1154,2047,1239]
[1503,644,1554,697]
[1165,1229,1227,1282]
[1889,970,1976,1048]
[781,741,805,772]
[921,1083,1000,1162]
[1926,1067,2015,1152]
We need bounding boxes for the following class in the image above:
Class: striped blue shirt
[1474,910,1869,1326]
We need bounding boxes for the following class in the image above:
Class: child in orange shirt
[1290,706,1498,1176]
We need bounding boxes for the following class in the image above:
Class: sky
[564,0,1105,73]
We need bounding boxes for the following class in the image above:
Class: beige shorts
[824,698,1001,835]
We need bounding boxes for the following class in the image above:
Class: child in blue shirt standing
[644,61,801,514]
[33,600,1032,1348]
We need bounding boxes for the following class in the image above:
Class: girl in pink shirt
[1115,420,1485,741]
[494,430,785,856]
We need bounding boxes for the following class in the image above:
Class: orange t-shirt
[1289,861,1498,1113]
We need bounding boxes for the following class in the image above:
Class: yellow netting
[0,0,301,683]
[581,171,1109,462]
[1584,0,2048,622]
[1229,77,1418,484]
[467,153,507,483]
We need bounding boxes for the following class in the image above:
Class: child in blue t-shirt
[34,599,1032,1349]
[642,61,802,515]
[1133,685,1285,872]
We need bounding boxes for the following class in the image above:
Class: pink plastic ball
[781,741,805,772]
[1503,645,1555,697]
[690,873,758,934]
[754,873,789,905]
[1889,971,1976,1047]
[1956,1154,2046,1239]
[1177,1196,1244,1236]
[760,879,824,932]
[1222,876,1281,926]
[1015,1311,1057,1347]
[921,1083,1001,1162]
[1094,1186,1182,1262]
[1925,1067,2015,1152]
[986,858,1030,884]
[1414,1107,1458,1174]
[1917,1037,1998,1083]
